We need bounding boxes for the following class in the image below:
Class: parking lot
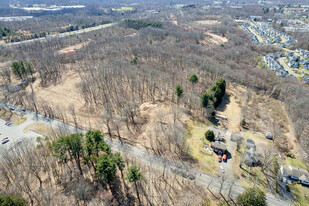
[0,111,43,150]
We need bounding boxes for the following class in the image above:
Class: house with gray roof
[281,165,309,181]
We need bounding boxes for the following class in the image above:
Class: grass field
[116,7,134,12]
[13,117,27,125]
[289,184,309,206]
[23,123,52,136]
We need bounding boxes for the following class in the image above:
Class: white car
[17,140,23,144]
[220,165,225,173]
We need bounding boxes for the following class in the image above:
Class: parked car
[10,107,15,111]
[17,140,23,144]
[220,165,225,173]
[223,154,227,162]
[2,137,8,141]
[7,122,12,126]
[300,180,309,187]
[187,173,196,180]
[288,175,299,182]
[218,155,222,162]
[2,139,9,144]
[21,108,26,112]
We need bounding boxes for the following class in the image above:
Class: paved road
[0,23,115,47]
[0,101,293,206]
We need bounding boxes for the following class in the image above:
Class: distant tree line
[201,78,226,108]
[123,19,162,30]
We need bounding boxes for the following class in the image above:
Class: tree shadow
[220,193,232,206]
[207,188,220,199]
[110,177,126,205]
[239,165,256,176]
[208,117,220,126]
[216,93,231,112]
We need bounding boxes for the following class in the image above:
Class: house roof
[231,133,244,142]
[246,138,256,149]
[211,141,227,150]
[243,151,261,167]
[281,166,309,181]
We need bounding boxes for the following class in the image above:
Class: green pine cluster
[52,130,142,186]
[11,61,35,80]
[201,78,226,108]
[124,19,162,30]
[0,26,14,39]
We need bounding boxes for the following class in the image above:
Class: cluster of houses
[242,20,296,47]
[255,22,295,46]
[241,24,260,44]
[250,24,273,44]
[264,53,289,77]
[286,51,309,70]
[296,48,309,58]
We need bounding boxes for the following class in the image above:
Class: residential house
[243,148,261,167]
[211,141,227,154]
[280,165,309,182]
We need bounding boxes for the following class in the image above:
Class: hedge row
[123,19,162,30]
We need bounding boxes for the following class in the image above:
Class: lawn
[285,157,309,171]
[23,123,52,136]
[289,184,309,206]
[186,121,219,176]
[13,116,27,125]
[116,7,134,12]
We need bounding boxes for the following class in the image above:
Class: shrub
[237,188,267,206]
[205,130,215,141]
[189,74,198,83]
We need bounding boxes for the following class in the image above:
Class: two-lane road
[0,100,293,206]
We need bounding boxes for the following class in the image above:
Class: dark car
[300,180,309,187]
[2,139,9,144]
[21,108,26,112]
[10,107,15,111]
[288,175,299,182]
[186,173,195,180]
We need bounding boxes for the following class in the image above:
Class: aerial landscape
[0,0,309,205]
